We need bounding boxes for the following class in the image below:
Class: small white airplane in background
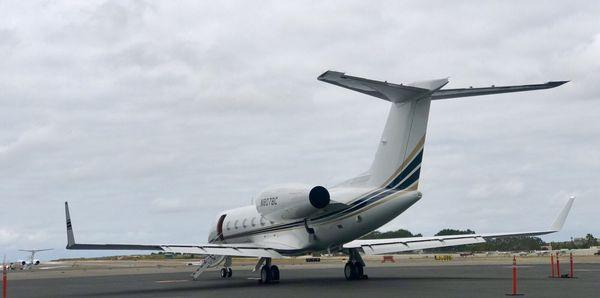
[63,71,574,284]
[18,249,52,270]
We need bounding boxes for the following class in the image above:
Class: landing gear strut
[257,257,280,284]
[345,248,368,281]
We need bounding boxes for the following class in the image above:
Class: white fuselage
[208,187,422,255]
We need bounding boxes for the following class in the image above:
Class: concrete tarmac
[7,263,600,298]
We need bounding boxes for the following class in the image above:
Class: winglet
[65,201,76,248]
[550,196,575,231]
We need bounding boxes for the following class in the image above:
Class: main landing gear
[256,257,280,284]
[218,256,233,279]
[344,248,368,281]
[219,267,233,278]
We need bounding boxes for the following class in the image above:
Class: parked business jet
[18,249,52,270]
[63,71,573,283]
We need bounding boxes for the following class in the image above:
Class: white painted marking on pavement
[155,279,189,283]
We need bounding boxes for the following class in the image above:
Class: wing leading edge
[343,197,575,255]
[64,202,283,258]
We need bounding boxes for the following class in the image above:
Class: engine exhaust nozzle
[309,186,330,209]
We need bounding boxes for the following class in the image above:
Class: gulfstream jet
[18,249,52,270]
[63,71,573,283]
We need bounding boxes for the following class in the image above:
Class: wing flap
[161,246,283,258]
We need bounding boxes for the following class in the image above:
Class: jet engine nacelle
[255,184,330,221]
[21,260,27,266]
[33,259,40,265]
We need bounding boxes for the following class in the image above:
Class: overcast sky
[1,1,599,261]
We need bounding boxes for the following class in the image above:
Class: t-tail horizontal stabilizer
[318,70,568,102]
[430,81,569,100]
[318,70,448,102]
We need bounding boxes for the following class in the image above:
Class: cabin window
[260,217,266,226]
[226,221,231,231]
[242,218,247,228]
[251,217,256,227]
[234,220,239,229]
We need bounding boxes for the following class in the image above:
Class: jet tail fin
[318,70,568,189]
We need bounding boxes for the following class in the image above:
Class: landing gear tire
[226,267,233,278]
[344,262,366,280]
[260,265,272,284]
[270,265,280,282]
[220,268,228,278]
[344,262,357,280]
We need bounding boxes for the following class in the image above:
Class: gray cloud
[1,0,599,261]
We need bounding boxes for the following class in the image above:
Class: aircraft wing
[343,197,574,255]
[63,202,283,258]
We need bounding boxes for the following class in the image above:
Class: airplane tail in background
[318,71,567,190]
